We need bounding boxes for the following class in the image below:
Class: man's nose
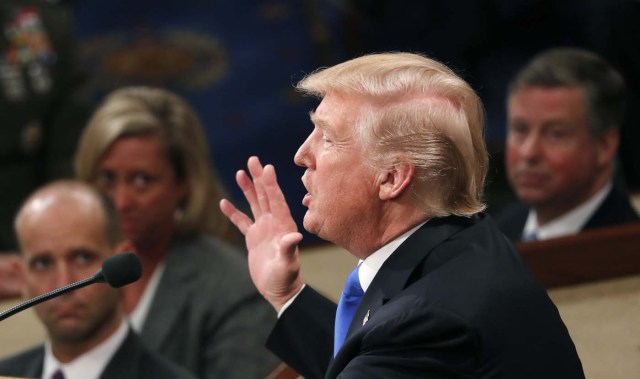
[519,134,543,159]
[294,135,313,168]
[55,264,75,288]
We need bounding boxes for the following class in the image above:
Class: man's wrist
[276,284,306,318]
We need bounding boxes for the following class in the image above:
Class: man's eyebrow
[25,251,52,264]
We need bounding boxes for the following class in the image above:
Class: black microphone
[0,252,142,322]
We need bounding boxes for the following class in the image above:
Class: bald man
[0,180,194,379]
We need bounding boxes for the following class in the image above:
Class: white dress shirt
[279,221,427,317]
[523,181,612,241]
[128,260,166,332]
[42,320,129,379]
[358,221,426,291]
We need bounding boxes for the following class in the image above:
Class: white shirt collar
[359,221,427,292]
[277,220,428,318]
[524,181,612,241]
[128,260,166,332]
[42,320,129,379]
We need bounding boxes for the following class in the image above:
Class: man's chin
[516,188,551,206]
[302,214,322,237]
[49,322,92,343]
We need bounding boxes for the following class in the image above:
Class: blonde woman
[75,87,278,379]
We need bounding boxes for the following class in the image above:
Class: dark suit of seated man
[0,181,195,379]
[220,52,585,378]
[496,48,639,242]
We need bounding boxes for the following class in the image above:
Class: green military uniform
[0,0,91,250]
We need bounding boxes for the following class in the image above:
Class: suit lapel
[327,216,476,378]
[344,216,474,350]
[25,347,44,378]
[101,330,140,378]
[584,183,639,229]
[140,240,198,350]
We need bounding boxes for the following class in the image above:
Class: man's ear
[596,128,619,167]
[9,256,27,299]
[379,164,415,200]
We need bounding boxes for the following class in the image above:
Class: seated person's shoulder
[493,202,529,225]
[0,346,43,377]
[169,233,263,303]
[489,203,529,241]
[137,343,197,379]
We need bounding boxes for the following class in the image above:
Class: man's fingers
[262,164,293,220]
[236,170,261,219]
[248,157,271,214]
[219,199,253,235]
[279,232,304,258]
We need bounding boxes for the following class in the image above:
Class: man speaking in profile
[220,52,585,378]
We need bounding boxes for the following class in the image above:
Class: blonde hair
[75,86,229,238]
[297,52,488,216]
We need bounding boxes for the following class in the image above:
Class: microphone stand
[0,272,103,322]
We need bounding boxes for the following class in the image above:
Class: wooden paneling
[517,222,640,288]
[265,363,301,379]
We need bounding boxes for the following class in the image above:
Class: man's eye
[546,129,568,141]
[509,123,528,136]
[30,257,53,271]
[73,252,97,265]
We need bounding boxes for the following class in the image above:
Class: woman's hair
[75,86,229,238]
[297,52,488,217]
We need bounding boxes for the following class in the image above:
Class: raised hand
[220,156,304,312]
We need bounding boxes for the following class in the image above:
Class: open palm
[220,157,304,311]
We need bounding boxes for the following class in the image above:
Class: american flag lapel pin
[362,310,370,326]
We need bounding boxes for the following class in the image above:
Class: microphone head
[99,252,143,288]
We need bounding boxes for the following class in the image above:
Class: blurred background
[2,0,639,247]
[2,1,640,377]
[72,0,640,245]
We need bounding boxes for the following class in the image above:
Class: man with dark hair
[496,48,639,242]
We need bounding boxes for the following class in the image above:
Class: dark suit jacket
[0,329,196,379]
[139,233,279,379]
[266,214,585,379]
[496,184,640,242]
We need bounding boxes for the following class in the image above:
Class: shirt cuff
[277,284,306,318]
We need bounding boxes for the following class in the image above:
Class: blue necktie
[52,369,65,379]
[334,264,364,356]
